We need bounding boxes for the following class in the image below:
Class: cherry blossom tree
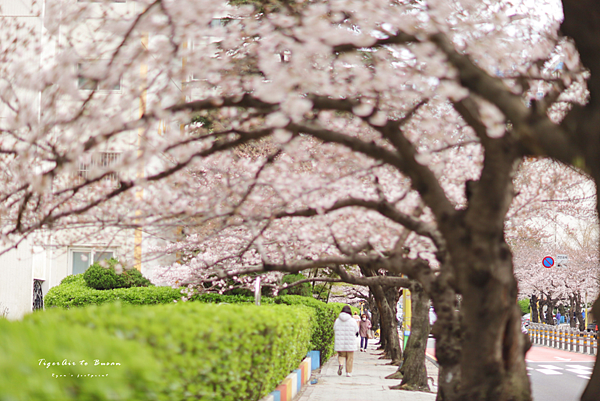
[5,0,600,400]
[509,158,598,328]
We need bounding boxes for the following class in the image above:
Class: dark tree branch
[275,196,442,248]
[7,127,275,238]
[168,93,277,113]
[452,97,497,146]
[287,122,404,168]
[377,119,457,225]
[430,32,582,166]
[278,274,411,290]
[332,31,417,53]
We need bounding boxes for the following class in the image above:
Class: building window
[71,249,115,275]
[78,152,121,183]
[77,62,121,91]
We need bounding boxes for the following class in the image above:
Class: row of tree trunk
[362,268,460,401]
[530,292,586,330]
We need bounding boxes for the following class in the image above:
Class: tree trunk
[455,250,531,401]
[384,281,402,357]
[568,295,577,328]
[431,272,462,401]
[537,295,545,324]
[574,292,585,331]
[372,283,402,365]
[369,297,382,348]
[361,265,402,363]
[389,281,431,391]
[538,293,555,325]
[530,294,539,324]
[544,294,557,325]
[384,283,401,335]
[376,292,389,351]
[370,294,380,333]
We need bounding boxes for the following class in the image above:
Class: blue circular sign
[542,256,554,268]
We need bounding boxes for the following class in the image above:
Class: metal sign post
[585,292,588,329]
[254,277,261,306]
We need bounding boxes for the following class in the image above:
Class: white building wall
[0,239,34,320]
[49,244,68,288]
[0,1,210,319]
[141,229,177,281]
[0,0,42,321]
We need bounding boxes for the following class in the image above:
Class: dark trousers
[360,336,368,349]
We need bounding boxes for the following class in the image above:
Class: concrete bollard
[557,328,562,350]
[569,330,574,352]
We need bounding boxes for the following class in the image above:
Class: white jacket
[334,312,359,351]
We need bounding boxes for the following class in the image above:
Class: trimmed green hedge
[190,293,274,304]
[274,295,348,364]
[25,302,314,401]
[0,318,160,401]
[46,275,276,309]
[45,275,183,308]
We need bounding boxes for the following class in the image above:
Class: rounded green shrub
[59,274,83,285]
[518,299,530,315]
[83,259,152,290]
[83,259,129,290]
[121,268,153,288]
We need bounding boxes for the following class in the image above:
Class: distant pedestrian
[358,314,371,352]
[334,305,359,377]
[353,311,361,326]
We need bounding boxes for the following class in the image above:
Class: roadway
[425,339,596,401]
[526,346,595,401]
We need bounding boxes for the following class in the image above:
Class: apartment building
[0,0,195,319]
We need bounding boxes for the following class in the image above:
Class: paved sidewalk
[298,341,438,401]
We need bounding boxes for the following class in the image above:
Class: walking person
[334,305,359,377]
[358,314,371,352]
